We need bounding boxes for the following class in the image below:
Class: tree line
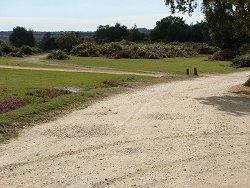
[5,16,210,52]
[164,0,250,50]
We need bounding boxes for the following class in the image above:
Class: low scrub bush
[20,45,42,55]
[20,45,33,55]
[209,49,236,61]
[31,47,42,54]
[0,43,15,55]
[71,42,197,59]
[0,98,26,114]
[232,54,250,68]
[47,50,70,60]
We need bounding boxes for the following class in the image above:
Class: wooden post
[194,68,198,76]
[186,69,190,75]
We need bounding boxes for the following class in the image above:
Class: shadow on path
[196,94,250,116]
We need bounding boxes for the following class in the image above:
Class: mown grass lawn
[2,55,248,75]
[57,56,242,74]
[0,68,151,141]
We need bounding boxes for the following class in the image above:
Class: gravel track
[0,71,250,188]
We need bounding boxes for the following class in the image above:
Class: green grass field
[1,55,247,75]
[0,68,151,141]
[57,56,240,74]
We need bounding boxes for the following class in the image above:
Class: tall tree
[55,32,79,52]
[164,0,250,49]
[40,32,57,51]
[9,27,35,47]
[150,16,208,42]
[128,25,145,42]
[150,16,189,42]
[96,23,129,42]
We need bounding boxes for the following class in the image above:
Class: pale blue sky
[0,0,204,31]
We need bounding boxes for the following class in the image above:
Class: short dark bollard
[186,69,190,75]
[194,68,198,76]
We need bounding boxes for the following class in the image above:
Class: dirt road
[0,54,166,77]
[0,65,165,77]
[0,71,250,188]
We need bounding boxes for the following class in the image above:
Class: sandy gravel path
[0,71,250,188]
[0,65,164,77]
[0,54,166,77]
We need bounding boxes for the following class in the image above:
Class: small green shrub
[31,47,42,54]
[20,45,33,55]
[209,49,236,61]
[0,43,15,55]
[47,50,70,60]
[232,54,250,68]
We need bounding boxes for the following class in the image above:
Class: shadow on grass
[196,94,250,116]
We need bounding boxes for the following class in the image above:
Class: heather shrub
[71,42,197,59]
[231,54,250,68]
[47,50,70,60]
[0,98,26,114]
[209,49,236,61]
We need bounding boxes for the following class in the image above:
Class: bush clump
[71,42,198,59]
[0,43,15,55]
[47,50,70,60]
[209,49,236,61]
[0,98,26,114]
[20,45,33,55]
[19,45,42,55]
[232,54,250,68]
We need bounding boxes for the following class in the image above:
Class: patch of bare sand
[230,84,250,95]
